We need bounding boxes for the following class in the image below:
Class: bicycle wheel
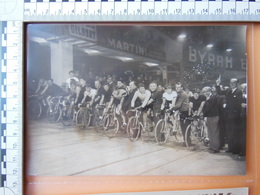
[126,116,141,142]
[28,100,42,120]
[103,114,119,138]
[144,117,155,138]
[154,120,169,144]
[61,106,75,126]
[76,108,91,129]
[47,105,62,123]
[93,108,105,132]
[185,124,200,150]
[83,109,91,128]
[172,120,183,143]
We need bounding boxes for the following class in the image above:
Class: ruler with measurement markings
[0,0,260,194]
[22,0,260,21]
[0,20,22,195]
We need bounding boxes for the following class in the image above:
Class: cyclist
[44,79,65,113]
[188,88,206,117]
[63,79,81,107]
[122,81,139,115]
[160,84,178,129]
[92,80,103,108]
[97,82,113,121]
[146,82,164,125]
[131,83,151,130]
[65,70,79,93]
[168,82,190,145]
[74,78,87,107]
[107,80,128,127]
[35,78,48,95]
[99,82,112,106]
[188,88,208,144]
[107,75,116,91]
[80,84,97,108]
[161,84,177,111]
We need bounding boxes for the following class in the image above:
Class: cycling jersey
[163,91,177,101]
[131,90,151,108]
[189,95,206,111]
[46,83,64,97]
[163,91,177,109]
[102,88,113,104]
[112,87,127,105]
[66,77,79,89]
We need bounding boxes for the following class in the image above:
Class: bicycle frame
[185,116,207,150]
[154,111,182,144]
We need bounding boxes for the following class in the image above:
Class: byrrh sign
[188,46,247,71]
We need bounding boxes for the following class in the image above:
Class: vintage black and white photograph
[26,24,247,176]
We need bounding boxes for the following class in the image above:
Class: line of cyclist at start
[33,73,207,140]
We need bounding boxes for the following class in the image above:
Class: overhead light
[144,62,159,67]
[46,36,63,41]
[83,49,100,55]
[77,43,95,48]
[64,38,77,42]
[226,48,232,52]
[207,44,214,48]
[114,56,134,62]
[30,37,47,43]
[72,40,87,45]
[178,34,186,39]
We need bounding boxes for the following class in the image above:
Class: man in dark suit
[216,78,243,154]
[238,83,247,160]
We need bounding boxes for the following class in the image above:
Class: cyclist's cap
[165,84,173,89]
[192,88,200,94]
[201,86,211,93]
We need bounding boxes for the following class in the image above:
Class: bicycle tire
[126,116,141,142]
[172,120,183,143]
[76,108,91,129]
[146,125,155,138]
[83,109,92,128]
[103,114,119,138]
[61,106,74,126]
[185,124,200,150]
[28,100,42,120]
[154,119,168,144]
[76,109,83,125]
[93,108,105,131]
[47,105,62,123]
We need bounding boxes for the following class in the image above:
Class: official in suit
[237,83,247,160]
[216,78,243,154]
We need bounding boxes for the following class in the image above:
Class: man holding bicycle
[107,80,128,128]
[168,82,190,145]
[131,83,151,131]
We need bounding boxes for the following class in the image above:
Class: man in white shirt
[66,70,79,93]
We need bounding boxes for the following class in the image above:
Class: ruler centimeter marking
[0,21,22,195]
[23,0,260,21]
